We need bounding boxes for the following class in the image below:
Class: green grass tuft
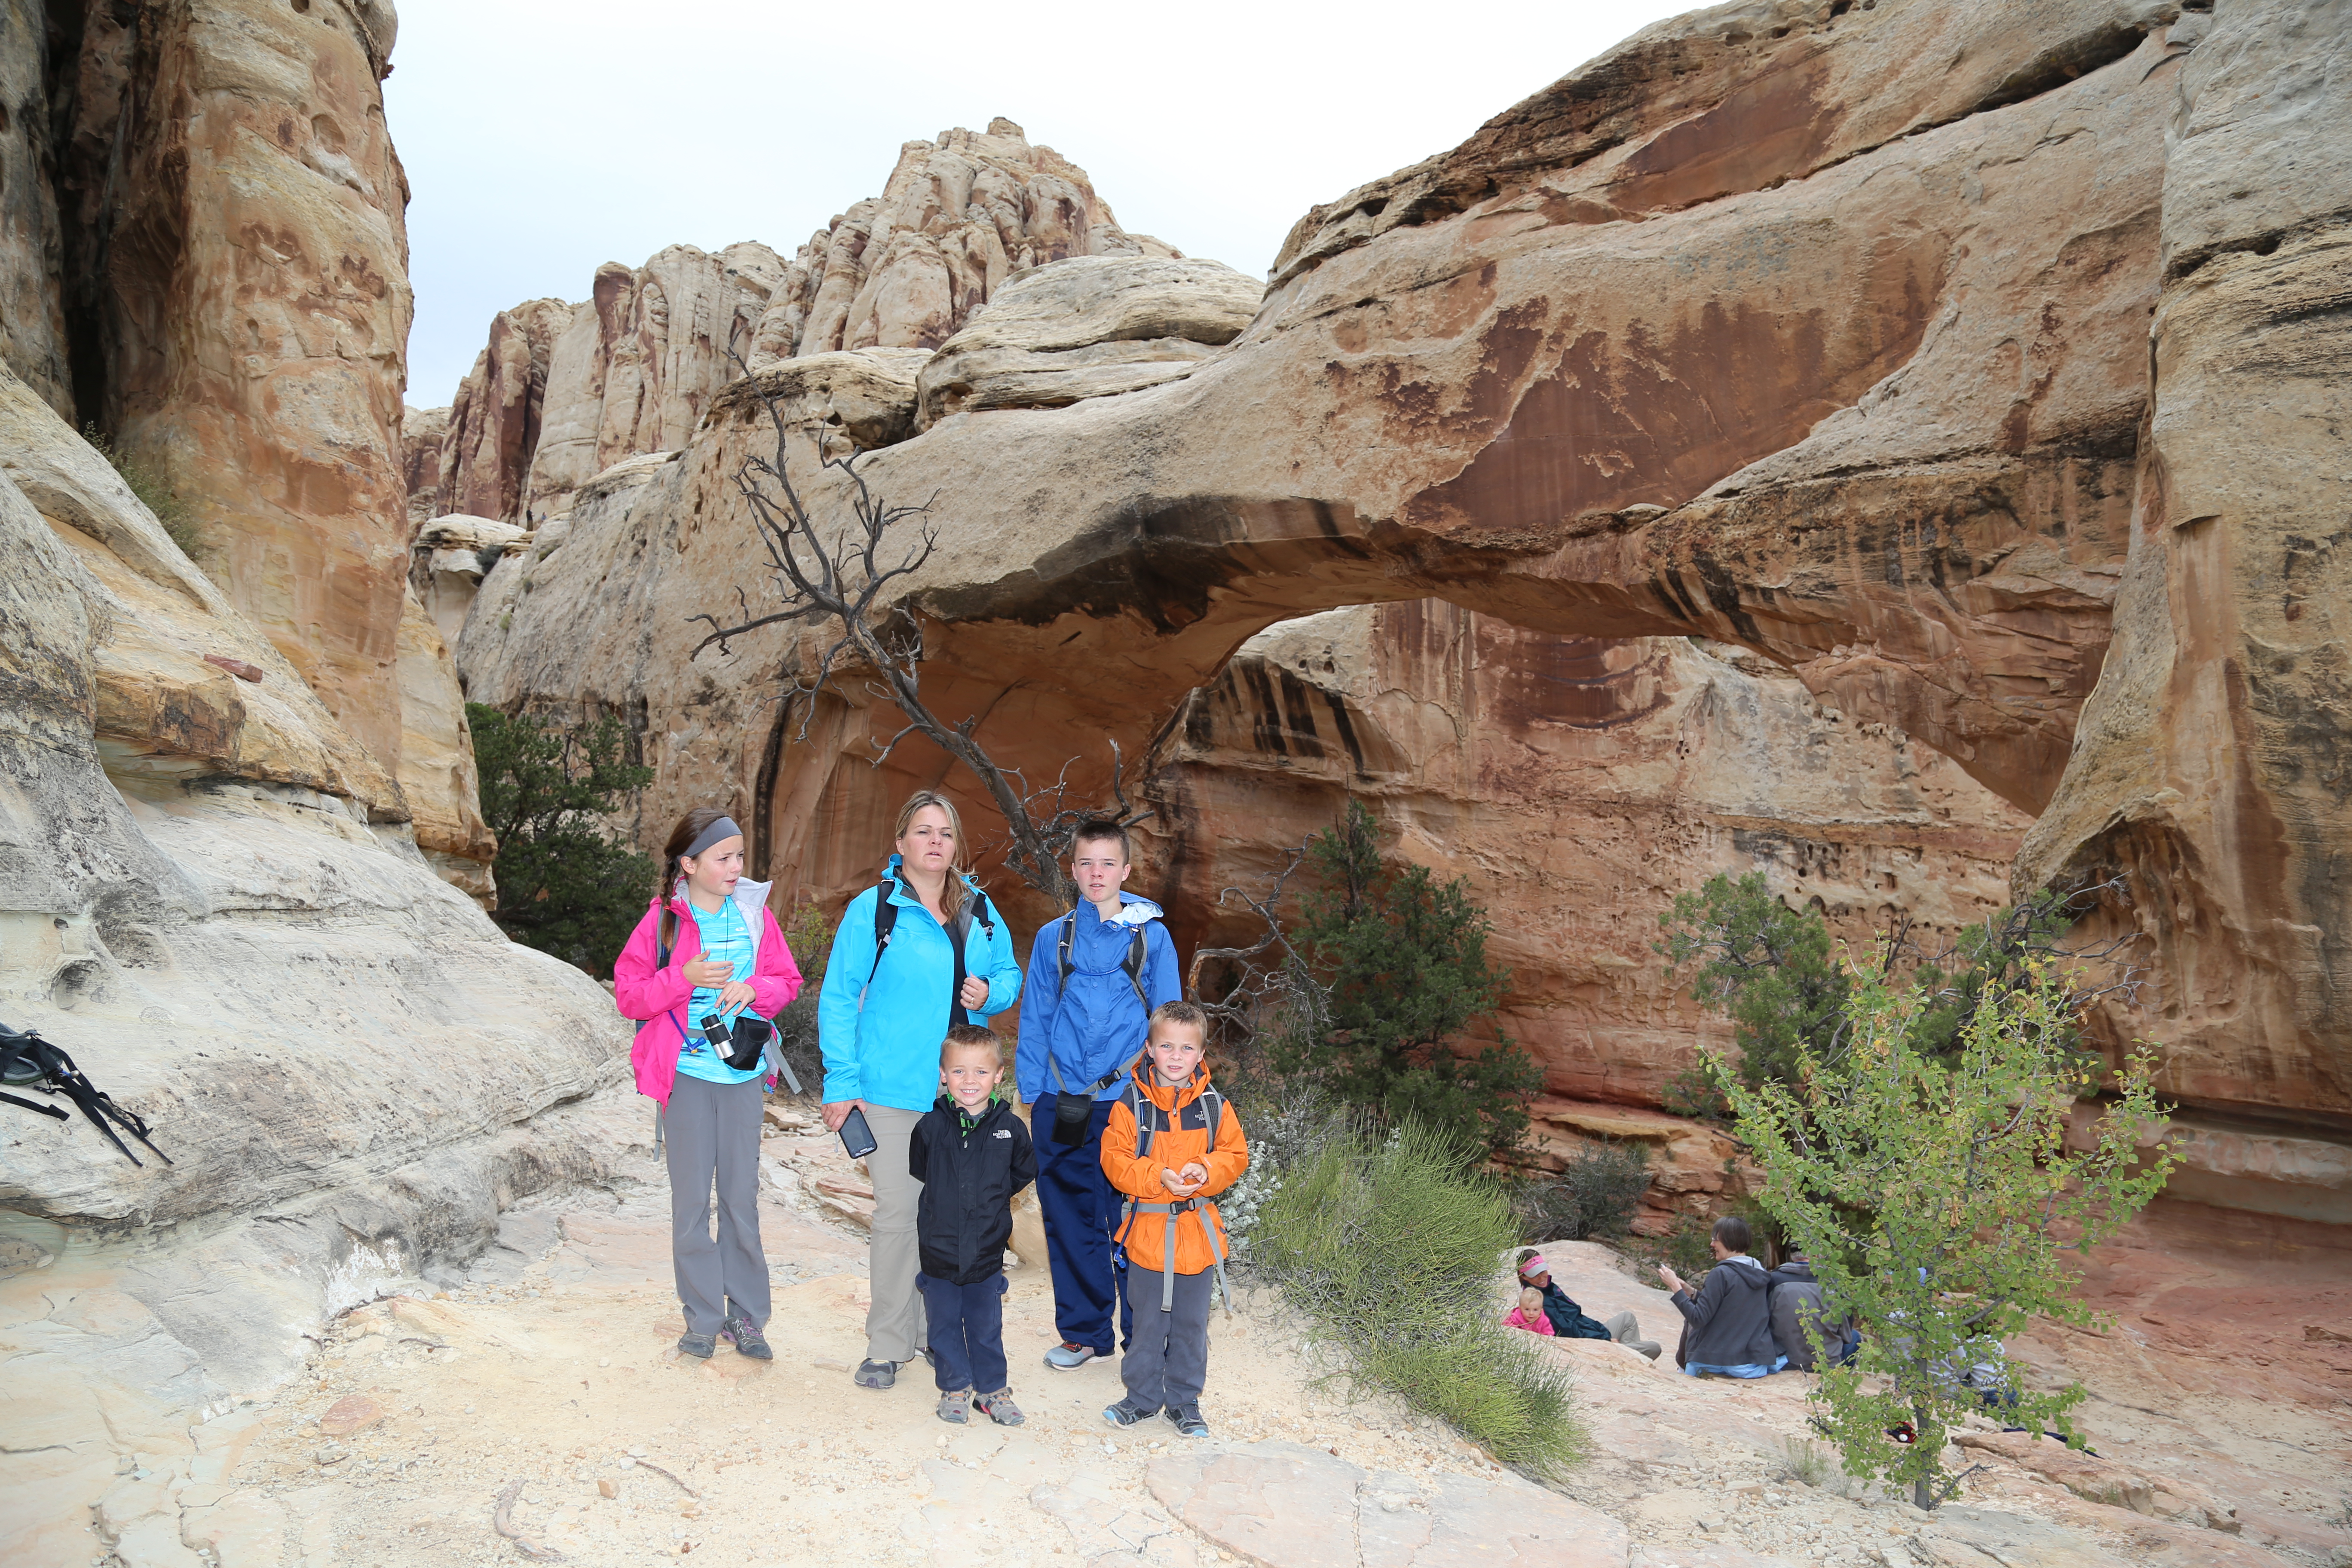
[1250,1117,1589,1477]
[84,424,207,560]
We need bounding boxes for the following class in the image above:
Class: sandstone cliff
[417,120,1183,530]
[458,0,2347,1218]
[0,0,495,895]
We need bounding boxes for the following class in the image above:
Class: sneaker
[1044,1342,1099,1371]
[720,1316,772,1361]
[937,1388,972,1424]
[854,1358,900,1390]
[1166,1404,1210,1439]
[975,1389,1025,1427]
[1102,1397,1158,1428]
[677,1332,717,1360]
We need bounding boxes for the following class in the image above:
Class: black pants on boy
[916,1272,1008,1393]
[1121,1268,1211,1411]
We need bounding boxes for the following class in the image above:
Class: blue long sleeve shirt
[1015,894,1180,1102]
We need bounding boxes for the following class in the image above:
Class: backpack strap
[1123,926,1148,1010]
[866,878,900,988]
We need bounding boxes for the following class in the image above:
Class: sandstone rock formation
[459,0,2349,1206]
[1148,605,2031,1108]
[746,118,1182,370]
[410,513,529,648]
[0,0,498,899]
[434,297,573,525]
[401,403,451,523]
[522,242,787,523]
[915,255,1263,429]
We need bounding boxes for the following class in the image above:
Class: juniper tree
[468,703,654,977]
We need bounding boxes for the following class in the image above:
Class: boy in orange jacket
[1098,999,1248,1438]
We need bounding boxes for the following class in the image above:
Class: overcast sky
[387,0,1694,408]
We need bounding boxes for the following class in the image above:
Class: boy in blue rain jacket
[1016,819,1180,1371]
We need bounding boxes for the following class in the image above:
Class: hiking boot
[1044,1342,1099,1371]
[1165,1403,1210,1439]
[677,1332,717,1360]
[937,1388,972,1424]
[975,1388,1025,1427]
[720,1316,772,1361]
[1102,1397,1158,1428]
[854,1358,900,1390]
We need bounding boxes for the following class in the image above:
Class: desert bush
[1776,1436,1836,1488]
[468,702,654,977]
[86,424,207,560]
[1209,1072,1341,1254]
[1276,800,1538,1154]
[1510,1139,1650,1243]
[770,901,833,1097]
[1251,1118,1586,1476]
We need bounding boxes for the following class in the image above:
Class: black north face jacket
[909,1095,1037,1286]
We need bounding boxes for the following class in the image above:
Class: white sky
[387,0,1695,408]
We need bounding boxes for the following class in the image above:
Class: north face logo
[992,1128,1013,1138]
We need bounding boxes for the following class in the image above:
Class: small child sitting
[1504,1286,1556,1336]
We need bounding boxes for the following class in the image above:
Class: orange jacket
[1102,1067,1250,1276]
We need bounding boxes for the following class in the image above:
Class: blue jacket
[1015,894,1180,1102]
[818,860,1023,1113]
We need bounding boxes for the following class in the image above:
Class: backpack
[1,1021,171,1167]
[1055,908,1150,1009]
[1113,1075,1234,1313]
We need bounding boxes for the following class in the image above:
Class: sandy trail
[72,1115,2352,1568]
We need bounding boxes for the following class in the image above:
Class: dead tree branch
[688,374,1134,903]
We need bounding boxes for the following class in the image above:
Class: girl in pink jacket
[612,808,802,1362]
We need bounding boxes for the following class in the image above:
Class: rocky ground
[53,1099,2352,1568]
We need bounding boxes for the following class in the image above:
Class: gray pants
[665,1074,769,1337]
[863,1103,928,1365]
[1122,1267,1211,1411]
[1602,1309,1662,1360]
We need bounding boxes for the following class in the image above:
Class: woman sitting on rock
[817,790,1023,1391]
[1658,1216,1785,1378]
[1516,1250,1661,1360]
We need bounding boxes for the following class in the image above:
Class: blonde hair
[893,789,969,922]
[1519,1286,1544,1311]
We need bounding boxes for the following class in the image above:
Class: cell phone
[838,1105,879,1160]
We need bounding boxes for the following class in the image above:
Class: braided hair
[658,806,734,954]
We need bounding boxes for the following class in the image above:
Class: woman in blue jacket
[820,789,1022,1390]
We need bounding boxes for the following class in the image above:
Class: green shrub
[770,901,833,1096]
[1510,1139,1651,1243]
[1251,1118,1586,1476]
[469,702,655,977]
[1275,800,1539,1155]
[86,423,207,560]
[1210,1073,1342,1255]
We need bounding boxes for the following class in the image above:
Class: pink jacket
[612,876,803,1106]
[1504,1305,1557,1337]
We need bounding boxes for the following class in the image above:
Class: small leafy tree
[1718,958,2172,1510]
[1275,800,1537,1154]
[1656,872,1850,1118]
[469,702,655,977]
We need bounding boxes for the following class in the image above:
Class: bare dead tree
[1182,842,1331,1058]
[687,378,1135,904]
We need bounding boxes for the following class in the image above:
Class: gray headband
[684,815,742,860]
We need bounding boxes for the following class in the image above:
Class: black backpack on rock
[1,1021,171,1167]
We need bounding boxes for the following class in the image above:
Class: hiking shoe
[1044,1342,1099,1371]
[1166,1404,1210,1439]
[975,1389,1025,1427]
[854,1358,900,1390]
[1102,1397,1158,1428]
[937,1388,972,1424]
[677,1332,717,1360]
[720,1316,772,1360]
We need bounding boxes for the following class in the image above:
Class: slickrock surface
[19,1107,2344,1568]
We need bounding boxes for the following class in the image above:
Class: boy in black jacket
[910,1024,1038,1425]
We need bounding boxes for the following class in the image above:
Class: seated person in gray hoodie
[1657,1216,1784,1378]
[1767,1248,1856,1371]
